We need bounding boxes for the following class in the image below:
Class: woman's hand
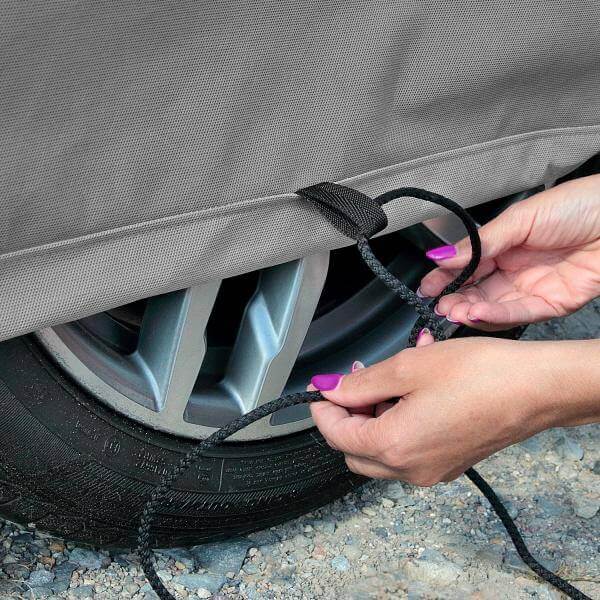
[419,174,600,330]
[308,336,600,485]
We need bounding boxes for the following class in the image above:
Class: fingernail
[434,305,444,317]
[311,373,344,391]
[425,245,457,260]
[469,317,481,323]
[417,328,430,341]
[416,287,429,299]
[446,315,460,324]
[351,361,365,372]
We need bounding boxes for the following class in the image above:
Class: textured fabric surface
[1,1,600,340]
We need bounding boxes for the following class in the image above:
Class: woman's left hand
[308,334,597,485]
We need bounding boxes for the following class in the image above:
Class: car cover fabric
[1,1,600,341]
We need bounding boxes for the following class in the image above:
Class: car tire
[0,335,362,548]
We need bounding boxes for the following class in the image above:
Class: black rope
[464,468,589,599]
[137,186,590,600]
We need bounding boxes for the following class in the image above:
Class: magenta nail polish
[417,328,430,341]
[425,245,457,260]
[416,287,429,299]
[311,373,343,391]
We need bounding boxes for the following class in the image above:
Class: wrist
[530,340,600,429]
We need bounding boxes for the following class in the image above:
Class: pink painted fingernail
[311,373,344,391]
[469,317,481,323]
[417,328,430,341]
[446,315,460,324]
[426,245,457,260]
[351,361,365,372]
[434,305,444,317]
[416,287,429,299]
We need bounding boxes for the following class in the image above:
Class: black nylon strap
[297,181,388,239]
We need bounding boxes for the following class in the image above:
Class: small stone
[30,589,53,599]
[2,555,18,564]
[156,569,172,582]
[505,500,520,520]
[503,549,532,575]
[383,482,407,500]
[396,496,416,508]
[243,563,259,574]
[372,527,389,540]
[69,548,104,570]
[293,534,312,548]
[197,589,212,599]
[381,498,394,509]
[519,435,544,454]
[247,529,280,546]
[404,548,462,586]
[125,583,140,594]
[572,494,600,519]
[313,519,336,535]
[474,545,503,566]
[155,547,194,570]
[190,537,252,577]
[51,561,76,593]
[49,541,66,553]
[28,569,55,587]
[344,546,362,561]
[70,585,95,598]
[556,435,584,461]
[361,507,376,517]
[172,573,226,594]
[4,563,30,578]
[331,555,351,572]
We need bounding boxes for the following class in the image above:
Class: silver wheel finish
[36,218,461,442]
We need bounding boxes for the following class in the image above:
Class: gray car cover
[2,1,600,341]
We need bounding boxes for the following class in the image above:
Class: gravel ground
[1,301,599,600]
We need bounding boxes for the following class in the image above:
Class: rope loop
[137,184,589,600]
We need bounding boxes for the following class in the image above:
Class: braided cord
[138,391,322,599]
[137,187,589,600]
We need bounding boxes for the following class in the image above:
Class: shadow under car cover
[1,1,600,341]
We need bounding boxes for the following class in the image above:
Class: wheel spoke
[134,282,221,416]
[224,253,329,414]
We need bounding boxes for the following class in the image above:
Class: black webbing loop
[297,181,388,239]
[137,183,590,600]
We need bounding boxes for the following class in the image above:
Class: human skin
[308,175,600,484]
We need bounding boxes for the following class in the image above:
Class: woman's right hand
[419,174,600,330]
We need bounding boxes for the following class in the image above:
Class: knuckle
[390,351,411,380]
[344,456,363,475]
[325,438,339,451]
[379,447,405,470]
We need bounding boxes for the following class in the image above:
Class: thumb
[425,203,530,270]
[309,352,416,408]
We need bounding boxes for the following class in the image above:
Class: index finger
[310,400,379,457]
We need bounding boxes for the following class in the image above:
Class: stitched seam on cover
[1,124,600,262]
